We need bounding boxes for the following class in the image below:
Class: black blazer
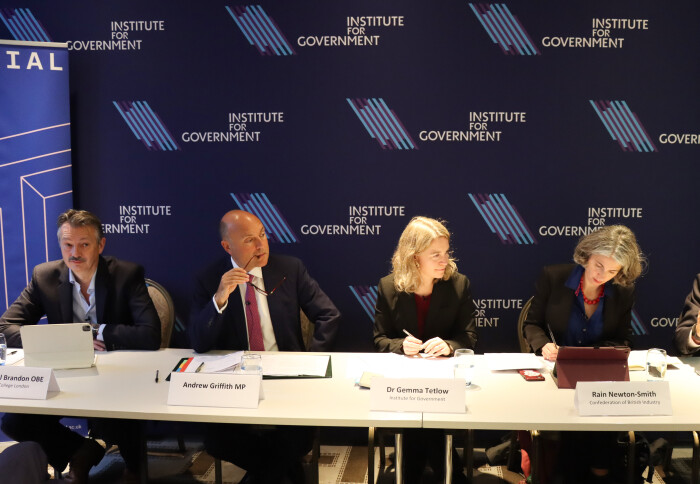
[373,272,477,354]
[674,273,700,355]
[522,263,635,353]
[188,254,341,353]
[0,256,160,350]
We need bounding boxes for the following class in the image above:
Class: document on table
[6,348,24,366]
[346,353,455,380]
[628,350,681,371]
[192,352,243,373]
[484,353,545,371]
[260,354,329,377]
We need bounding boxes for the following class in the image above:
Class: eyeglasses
[247,276,287,297]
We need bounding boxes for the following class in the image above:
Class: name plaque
[168,372,262,408]
[575,381,672,416]
[0,366,59,399]
[370,377,465,413]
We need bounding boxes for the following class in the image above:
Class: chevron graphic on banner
[349,285,378,321]
[589,100,657,153]
[631,309,648,336]
[230,193,298,244]
[113,101,180,152]
[469,3,540,55]
[226,5,296,56]
[347,98,417,150]
[468,193,536,245]
[0,8,51,42]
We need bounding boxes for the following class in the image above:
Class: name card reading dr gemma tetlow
[0,366,59,399]
[575,381,672,416]
[168,372,263,408]
[370,378,465,413]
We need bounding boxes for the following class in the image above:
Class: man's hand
[214,267,250,309]
[93,339,106,351]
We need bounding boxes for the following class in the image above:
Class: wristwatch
[90,322,100,339]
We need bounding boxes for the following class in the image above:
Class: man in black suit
[674,273,700,355]
[189,209,340,483]
[0,209,160,484]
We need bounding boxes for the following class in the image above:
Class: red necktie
[245,275,265,351]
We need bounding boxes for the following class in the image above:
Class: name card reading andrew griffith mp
[575,381,672,416]
[168,372,262,408]
[370,377,465,413]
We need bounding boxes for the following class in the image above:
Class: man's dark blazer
[373,272,478,354]
[0,256,160,350]
[674,273,700,355]
[189,254,340,353]
[522,263,635,353]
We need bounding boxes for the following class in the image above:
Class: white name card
[0,366,59,399]
[167,372,262,408]
[575,381,672,416]
[370,377,465,413]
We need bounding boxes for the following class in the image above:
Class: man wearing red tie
[189,209,340,483]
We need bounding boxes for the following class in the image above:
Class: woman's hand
[422,337,451,357]
[541,342,558,361]
[402,335,423,355]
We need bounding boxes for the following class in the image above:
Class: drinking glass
[453,348,475,387]
[241,354,262,375]
[646,348,667,381]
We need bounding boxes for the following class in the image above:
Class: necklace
[576,275,604,305]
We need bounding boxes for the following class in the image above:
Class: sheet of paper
[6,348,24,366]
[628,350,681,371]
[484,353,544,371]
[260,354,329,377]
[195,351,243,373]
[345,353,454,380]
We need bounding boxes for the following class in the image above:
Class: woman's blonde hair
[572,224,645,287]
[391,216,457,293]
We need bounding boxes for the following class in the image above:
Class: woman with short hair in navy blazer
[523,224,645,484]
[374,216,477,484]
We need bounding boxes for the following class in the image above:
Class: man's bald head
[219,210,270,269]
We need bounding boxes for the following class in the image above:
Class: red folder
[554,346,630,389]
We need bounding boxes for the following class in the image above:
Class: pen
[155,370,159,383]
[195,362,205,373]
[546,324,558,348]
[402,329,416,339]
[8,351,16,356]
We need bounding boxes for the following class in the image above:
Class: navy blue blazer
[0,256,161,350]
[373,272,478,354]
[189,254,340,353]
[522,263,635,353]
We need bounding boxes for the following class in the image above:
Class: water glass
[453,348,475,387]
[0,333,5,366]
[241,354,262,375]
[646,348,667,381]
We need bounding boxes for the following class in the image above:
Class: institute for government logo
[631,309,648,336]
[349,285,378,321]
[230,193,298,243]
[468,193,536,245]
[226,5,296,56]
[347,98,417,150]
[113,101,180,152]
[589,100,657,153]
[0,8,51,41]
[469,4,540,56]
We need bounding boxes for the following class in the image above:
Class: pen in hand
[402,328,417,339]
[547,324,558,348]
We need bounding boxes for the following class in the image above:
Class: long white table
[3,351,700,484]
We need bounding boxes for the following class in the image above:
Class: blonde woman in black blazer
[373,216,476,484]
